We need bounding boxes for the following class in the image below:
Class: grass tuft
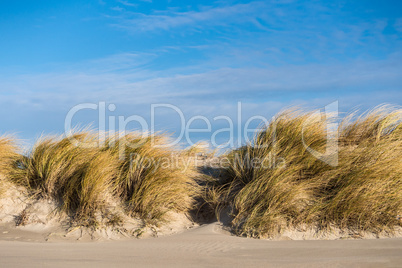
[102,133,199,223]
[0,136,19,197]
[10,132,198,225]
[2,105,401,237]
[13,133,117,221]
[315,106,402,232]
[224,106,402,238]
[0,136,19,177]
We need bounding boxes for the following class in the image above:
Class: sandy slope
[1,222,401,268]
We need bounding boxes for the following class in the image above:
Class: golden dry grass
[0,136,20,197]
[0,136,19,177]
[101,133,199,224]
[1,106,401,236]
[314,106,402,232]
[12,133,117,222]
[10,132,199,225]
[224,106,402,238]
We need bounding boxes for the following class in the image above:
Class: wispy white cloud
[75,52,158,72]
[1,0,401,145]
[1,53,401,111]
[111,6,124,12]
[117,0,137,7]
[1,51,400,144]
[105,1,401,66]
[110,1,266,32]
[395,18,402,32]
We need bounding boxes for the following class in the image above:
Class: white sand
[0,222,401,267]
[0,181,196,241]
[1,180,402,267]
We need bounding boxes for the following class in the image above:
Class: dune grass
[0,136,20,197]
[10,132,198,226]
[11,133,118,223]
[1,106,401,237]
[314,107,402,232]
[0,136,19,177]
[223,106,402,238]
[101,133,199,224]
[223,110,331,236]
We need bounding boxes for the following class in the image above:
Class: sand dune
[1,222,401,268]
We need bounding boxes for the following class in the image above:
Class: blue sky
[0,0,401,148]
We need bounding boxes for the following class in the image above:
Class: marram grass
[9,132,198,225]
[0,105,401,237]
[0,136,19,177]
[0,136,20,197]
[223,106,402,238]
[314,107,402,232]
[223,109,331,236]
[12,133,118,222]
[101,133,199,223]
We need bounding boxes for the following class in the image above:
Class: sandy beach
[1,222,401,268]
[1,1,402,267]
